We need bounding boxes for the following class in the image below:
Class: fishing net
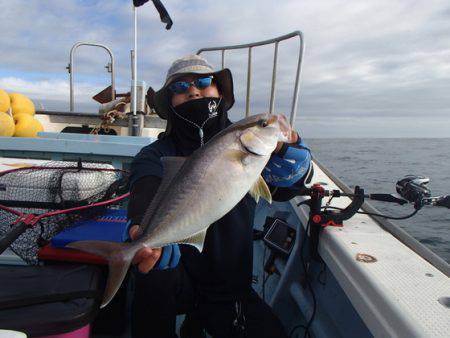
[0,160,129,264]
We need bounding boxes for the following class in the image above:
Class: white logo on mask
[208,100,218,117]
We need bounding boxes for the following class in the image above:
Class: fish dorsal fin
[140,156,186,231]
[177,229,208,252]
[249,176,272,204]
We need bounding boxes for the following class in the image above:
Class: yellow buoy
[13,113,43,137]
[0,89,11,113]
[0,111,15,136]
[9,93,35,116]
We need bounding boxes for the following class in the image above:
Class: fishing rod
[289,175,449,338]
[258,175,449,281]
[301,175,449,209]
[295,175,449,259]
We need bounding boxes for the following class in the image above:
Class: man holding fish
[69,54,312,337]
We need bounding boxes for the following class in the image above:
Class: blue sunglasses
[169,76,214,94]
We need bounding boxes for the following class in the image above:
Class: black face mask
[169,97,226,155]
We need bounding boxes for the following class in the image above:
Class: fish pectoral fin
[67,240,135,308]
[249,175,272,204]
[178,229,208,252]
[226,149,254,166]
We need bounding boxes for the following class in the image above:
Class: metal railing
[197,31,305,125]
[67,42,116,112]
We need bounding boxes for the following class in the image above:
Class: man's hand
[129,225,162,273]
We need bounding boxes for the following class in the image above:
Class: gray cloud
[0,0,449,136]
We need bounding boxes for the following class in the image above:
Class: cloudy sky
[1,0,450,137]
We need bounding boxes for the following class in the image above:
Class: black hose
[322,206,419,220]
[298,221,316,338]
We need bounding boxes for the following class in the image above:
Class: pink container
[36,324,90,338]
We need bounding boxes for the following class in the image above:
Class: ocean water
[305,138,450,263]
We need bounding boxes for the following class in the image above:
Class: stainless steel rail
[197,31,305,125]
[67,42,116,112]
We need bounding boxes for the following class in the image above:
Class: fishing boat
[0,2,449,338]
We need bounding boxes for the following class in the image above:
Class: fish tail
[67,240,138,308]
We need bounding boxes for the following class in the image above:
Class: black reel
[396,175,431,209]
[395,175,450,209]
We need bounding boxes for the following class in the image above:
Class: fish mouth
[238,130,267,156]
[241,141,264,156]
[275,115,294,142]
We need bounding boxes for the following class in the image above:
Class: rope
[91,101,128,135]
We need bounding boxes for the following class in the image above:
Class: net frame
[0,161,130,264]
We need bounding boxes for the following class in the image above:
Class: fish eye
[258,119,268,128]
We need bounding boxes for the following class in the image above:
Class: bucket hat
[151,54,235,119]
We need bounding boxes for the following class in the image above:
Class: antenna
[130,3,139,136]
[130,0,173,136]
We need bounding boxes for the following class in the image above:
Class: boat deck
[0,134,449,337]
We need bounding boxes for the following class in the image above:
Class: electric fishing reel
[395,175,450,209]
[396,175,431,209]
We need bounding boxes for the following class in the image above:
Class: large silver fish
[68,113,294,307]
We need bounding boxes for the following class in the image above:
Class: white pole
[132,4,137,117]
